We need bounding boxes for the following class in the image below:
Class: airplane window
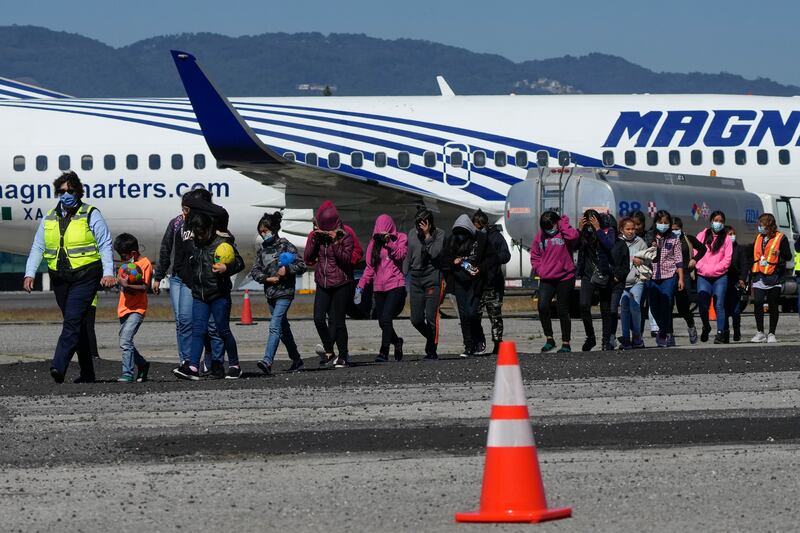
[494,151,507,167]
[646,150,658,166]
[734,150,746,165]
[194,154,206,169]
[306,153,318,166]
[351,152,364,168]
[473,151,486,167]
[328,153,340,169]
[713,150,724,165]
[58,155,70,171]
[602,150,614,167]
[757,149,768,165]
[149,154,161,170]
[398,152,410,169]
[126,154,138,170]
[624,151,636,166]
[171,154,183,170]
[515,151,528,167]
[668,150,680,166]
[690,150,702,166]
[450,151,464,168]
[81,155,93,171]
[36,155,47,171]
[779,149,790,165]
[374,152,387,167]
[13,156,25,172]
[423,151,436,168]
[105,155,116,170]
[283,152,296,162]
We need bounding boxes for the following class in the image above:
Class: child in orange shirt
[114,233,153,383]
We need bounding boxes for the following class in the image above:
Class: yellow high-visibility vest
[42,204,101,272]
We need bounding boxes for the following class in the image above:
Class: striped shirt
[653,234,684,280]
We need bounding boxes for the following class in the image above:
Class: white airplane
[2,50,800,282]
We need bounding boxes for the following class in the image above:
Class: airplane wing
[169,50,468,237]
[0,76,72,100]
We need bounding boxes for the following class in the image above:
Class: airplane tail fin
[0,76,72,100]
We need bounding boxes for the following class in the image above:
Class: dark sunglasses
[57,189,79,196]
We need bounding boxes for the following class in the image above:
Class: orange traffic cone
[455,341,571,523]
[709,296,716,322]
[237,289,256,325]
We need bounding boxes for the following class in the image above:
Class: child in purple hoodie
[356,214,408,362]
[530,211,579,352]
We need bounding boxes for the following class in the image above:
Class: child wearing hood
[304,200,354,368]
[441,213,498,358]
[355,214,408,362]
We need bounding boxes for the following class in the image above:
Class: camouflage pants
[478,286,504,343]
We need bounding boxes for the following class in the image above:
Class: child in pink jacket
[356,214,408,362]
[695,210,733,343]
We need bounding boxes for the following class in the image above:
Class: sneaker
[655,334,668,348]
[334,356,349,368]
[666,334,675,347]
[374,354,389,363]
[631,336,645,349]
[700,326,711,343]
[556,344,572,353]
[393,338,404,362]
[733,326,741,342]
[136,361,150,383]
[541,340,556,353]
[459,347,475,358]
[474,341,486,356]
[767,333,778,343]
[618,337,632,350]
[713,332,728,344]
[315,344,326,358]
[287,359,305,372]
[209,360,225,380]
[582,337,596,352]
[315,344,332,367]
[422,353,438,360]
[601,342,614,351]
[225,365,242,379]
[256,360,272,375]
[688,326,698,344]
[72,375,95,384]
[173,361,200,381]
[117,374,134,383]
[750,331,767,343]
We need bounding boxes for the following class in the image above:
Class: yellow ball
[214,242,235,265]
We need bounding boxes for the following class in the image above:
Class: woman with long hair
[647,210,685,347]
[749,213,792,343]
[695,211,733,343]
[576,209,617,351]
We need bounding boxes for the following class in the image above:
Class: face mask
[757,225,767,235]
[480,227,487,234]
[60,192,78,208]
[729,235,736,243]
[656,223,670,234]
[711,221,723,233]
[262,233,274,244]
[672,230,682,237]
[545,228,558,236]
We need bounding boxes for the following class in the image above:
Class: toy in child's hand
[118,262,143,284]
[278,252,296,267]
[214,242,235,264]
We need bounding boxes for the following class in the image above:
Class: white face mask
[729,235,736,243]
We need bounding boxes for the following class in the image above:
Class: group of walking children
[530,208,793,351]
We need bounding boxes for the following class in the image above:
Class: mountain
[0,25,797,98]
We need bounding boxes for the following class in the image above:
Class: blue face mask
[656,223,670,234]
[757,225,767,235]
[672,230,682,237]
[545,228,558,236]
[729,235,736,243]
[60,192,78,208]
[262,233,274,244]
[711,221,723,232]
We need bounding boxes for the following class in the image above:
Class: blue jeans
[263,297,301,365]
[119,312,147,376]
[190,297,238,367]
[620,282,645,339]
[168,276,193,362]
[648,276,677,336]
[697,275,728,332]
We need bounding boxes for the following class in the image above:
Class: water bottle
[354,287,363,305]
[462,260,472,271]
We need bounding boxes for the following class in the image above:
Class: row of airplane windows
[12,153,208,172]
[603,148,793,167]
[11,147,795,174]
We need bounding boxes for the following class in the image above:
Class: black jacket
[190,233,245,302]
[250,236,306,300]
[485,225,511,289]
[440,231,498,295]
[576,227,616,278]
[728,242,750,283]
[610,239,631,287]
[153,214,193,283]
[679,233,706,270]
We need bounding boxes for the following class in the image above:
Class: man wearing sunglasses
[23,171,116,383]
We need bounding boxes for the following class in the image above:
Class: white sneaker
[767,333,778,343]
[750,331,767,343]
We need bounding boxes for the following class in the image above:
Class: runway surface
[1,315,799,532]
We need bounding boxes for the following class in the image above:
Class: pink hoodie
[357,214,408,292]
[695,228,733,278]
[529,215,579,281]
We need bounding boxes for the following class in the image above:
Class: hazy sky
[5,0,799,85]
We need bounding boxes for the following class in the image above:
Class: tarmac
[1,296,799,532]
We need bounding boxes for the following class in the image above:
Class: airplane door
[443,142,470,188]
